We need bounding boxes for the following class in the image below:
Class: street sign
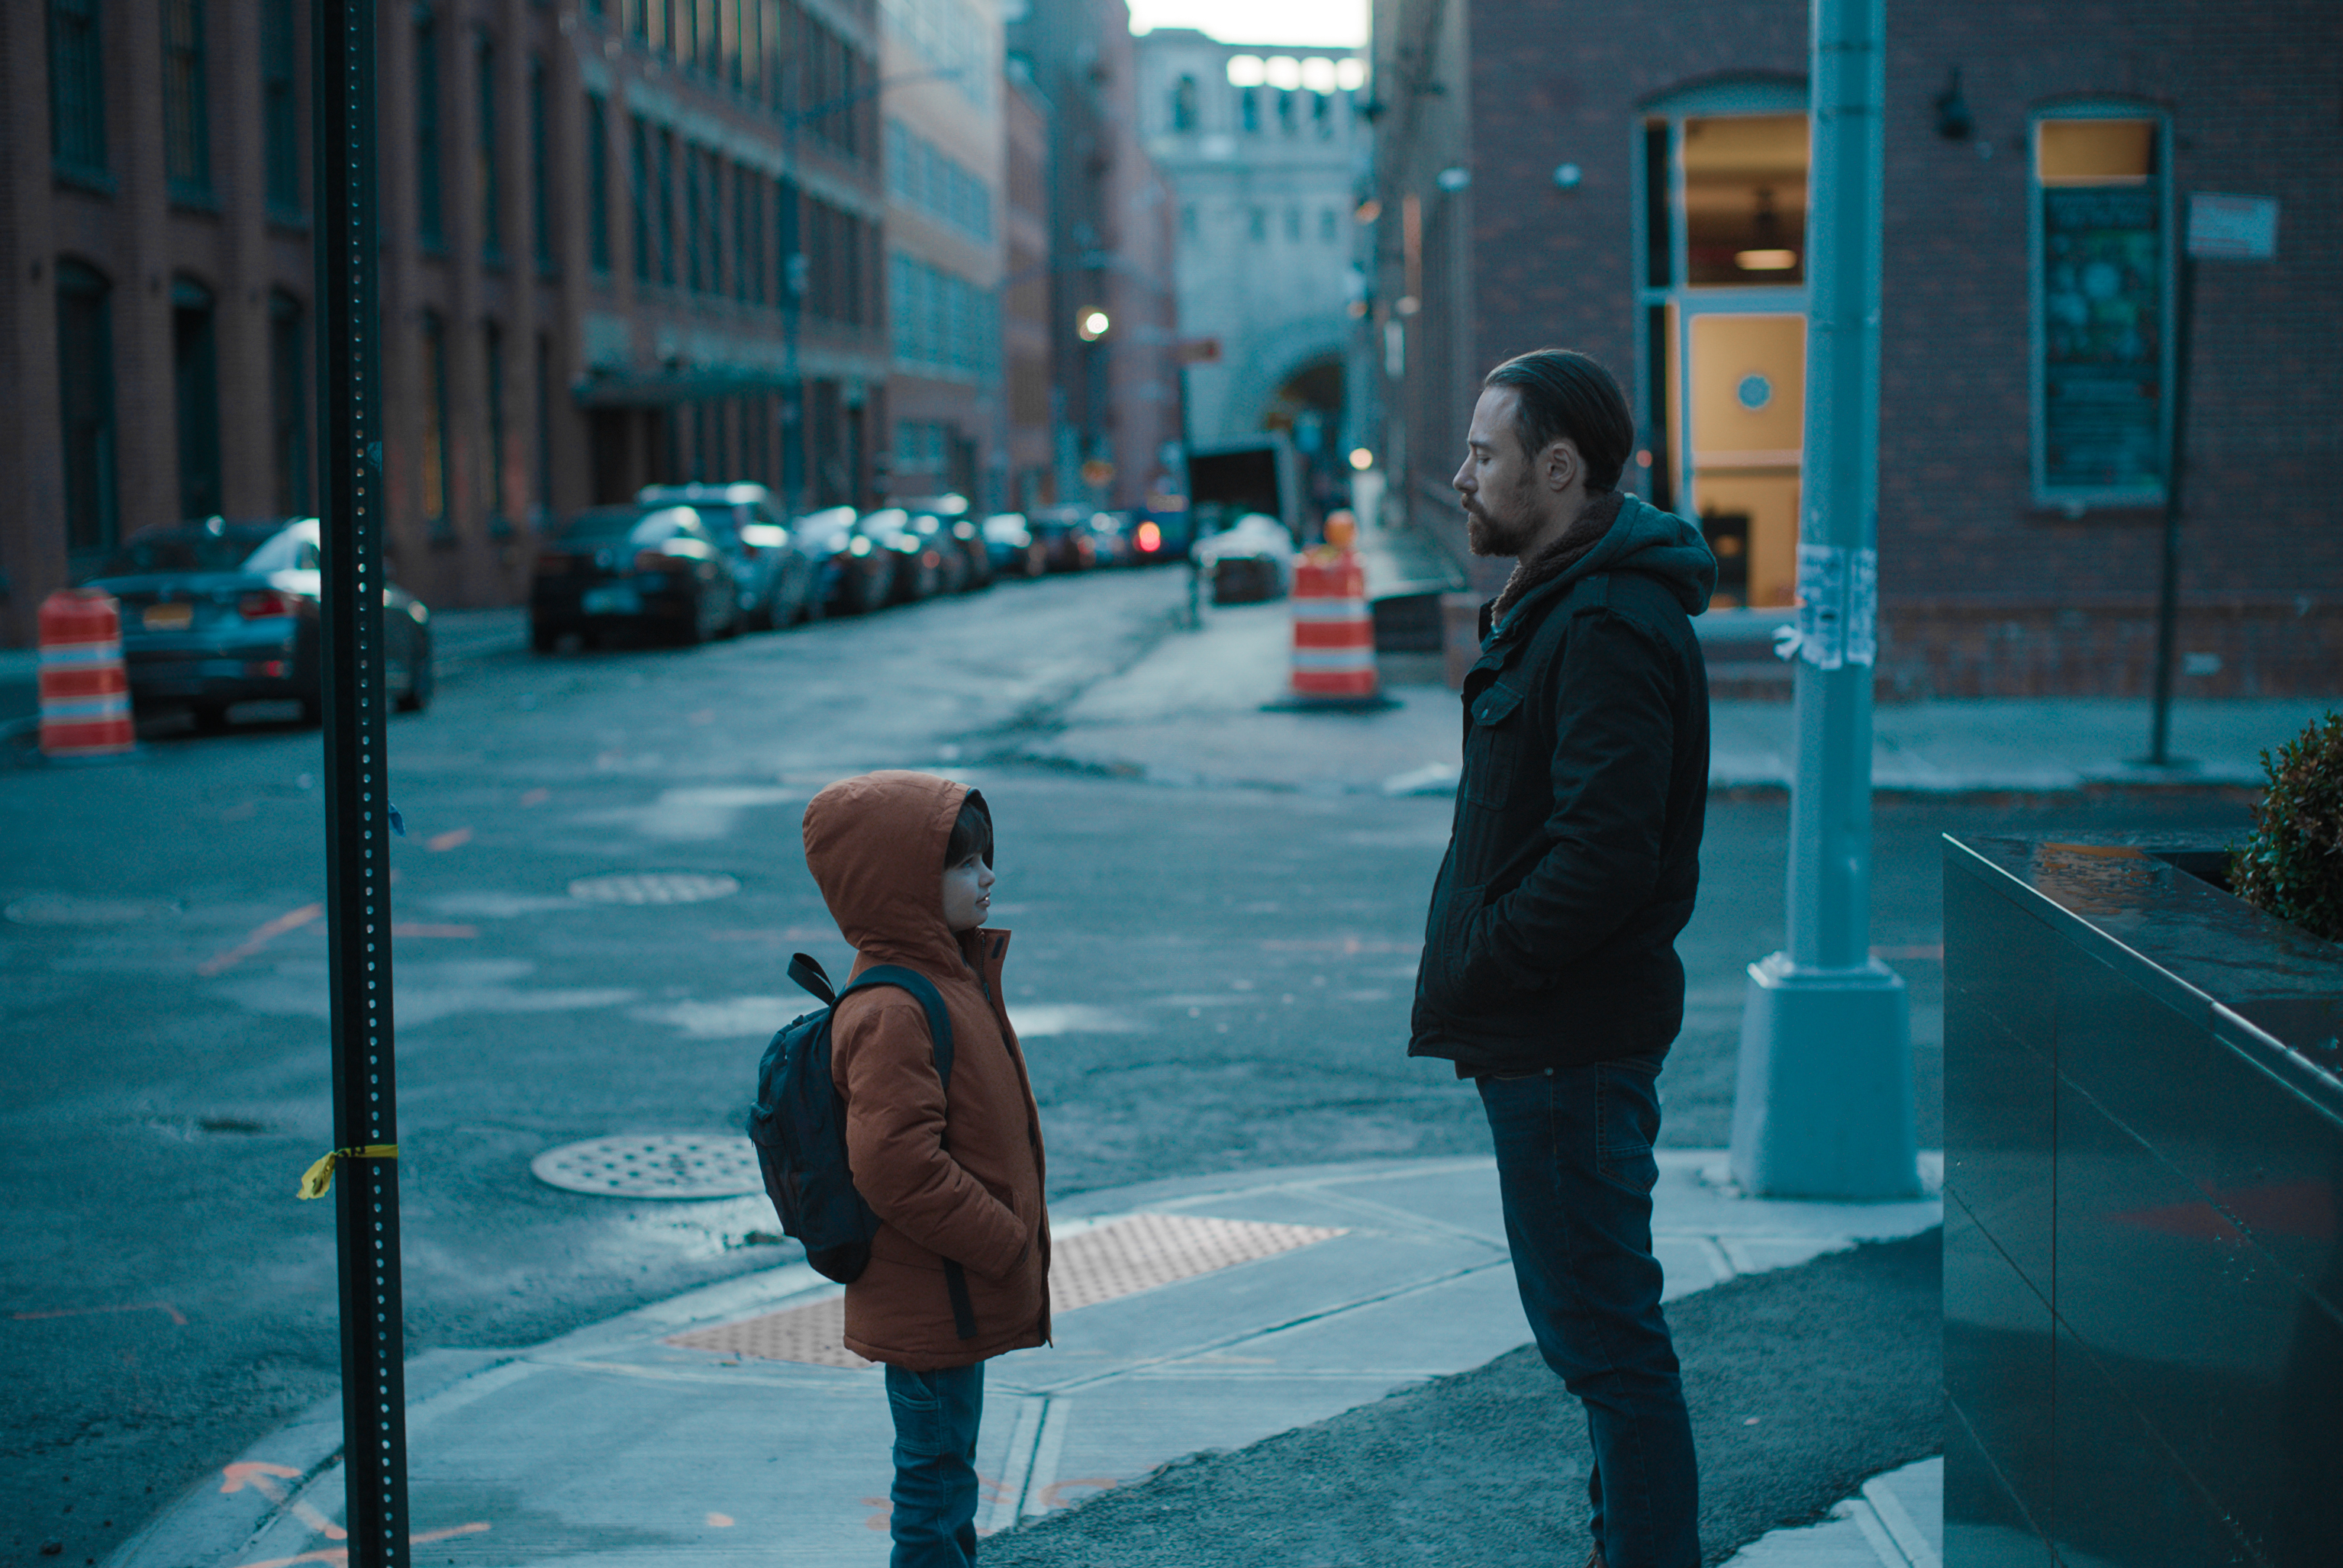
[2187,194,2279,260]
[1176,337,1223,365]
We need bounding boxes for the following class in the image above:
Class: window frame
[161,0,214,201]
[2027,99,2174,511]
[47,0,109,182]
[262,0,301,214]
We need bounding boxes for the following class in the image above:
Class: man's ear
[1542,439,1581,493]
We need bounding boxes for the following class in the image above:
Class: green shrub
[2230,710,2343,944]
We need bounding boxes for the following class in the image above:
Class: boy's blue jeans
[1478,1061,1700,1568]
[884,1360,985,1567]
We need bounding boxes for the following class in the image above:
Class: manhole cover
[5,894,182,926]
[566,871,741,905]
[531,1133,765,1199]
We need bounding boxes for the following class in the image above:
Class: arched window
[269,291,311,514]
[172,278,222,519]
[55,259,117,558]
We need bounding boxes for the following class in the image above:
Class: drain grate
[566,872,741,905]
[531,1133,765,1199]
[667,1212,1345,1367]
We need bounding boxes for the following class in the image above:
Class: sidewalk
[1007,594,2332,796]
[109,1152,1943,1568]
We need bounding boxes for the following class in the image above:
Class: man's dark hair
[943,789,994,868]
[1481,349,1635,494]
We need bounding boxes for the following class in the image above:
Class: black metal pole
[314,0,410,1558]
[2148,251,2195,767]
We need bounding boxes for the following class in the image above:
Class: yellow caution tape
[296,1144,400,1200]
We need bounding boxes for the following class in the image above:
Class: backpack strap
[787,952,836,1006]
[835,964,978,1341]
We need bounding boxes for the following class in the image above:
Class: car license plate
[582,587,641,615]
[143,602,194,631]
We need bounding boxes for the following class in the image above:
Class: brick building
[1368,0,2341,696]
[1000,61,1052,507]
[1008,0,1183,512]
[878,0,1004,504]
[1,0,888,639]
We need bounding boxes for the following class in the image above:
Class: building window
[1284,204,1300,243]
[416,10,445,246]
[162,0,212,198]
[56,260,117,559]
[2032,108,2170,507]
[485,322,510,525]
[262,0,300,213]
[1320,206,1336,243]
[656,128,678,285]
[269,292,310,514]
[172,279,222,518]
[630,115,651,282]
[48,0,108,179]
[533,333,554,523]
[1170,73,1196,132]
[684,144,706,292]
[529,57,553,270]
[476,30,502,260]
[587,95,612,272]
[1633,88,1812,607]
[1239,87,1258,134]
[735,163,756,303]
[1181,204,1197,240]
[420,312,451,530]
[777,176,801,307]
[1248,206,1265,242]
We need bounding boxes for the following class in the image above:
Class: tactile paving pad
[667,1212,1346,1368]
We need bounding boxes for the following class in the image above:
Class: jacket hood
[1497,493,1716,632]
[803,771,973,974]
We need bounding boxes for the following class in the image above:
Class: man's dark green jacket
[1410,494,1715,1075]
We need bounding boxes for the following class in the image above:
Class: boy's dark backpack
[744,953,978,1336]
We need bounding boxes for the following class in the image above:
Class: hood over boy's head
[803,771,988,966]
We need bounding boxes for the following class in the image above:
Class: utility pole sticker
[1787,541,1879,670]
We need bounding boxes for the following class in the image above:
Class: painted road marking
[391,924,479,939]
[236,1521,488,1568]
[520,788,551,807]
[14,1301,187,1325]
[1871,944,1944,961]
[199,904,324,976]
[426,826,474,852]
[221,1463,345,1541]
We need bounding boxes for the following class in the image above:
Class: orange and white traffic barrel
[1289,546,1379,701]
[38,588,136,760]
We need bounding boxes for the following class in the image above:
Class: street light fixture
[1078,309,1111,341]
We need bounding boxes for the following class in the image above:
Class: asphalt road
[0,568,2251,1565]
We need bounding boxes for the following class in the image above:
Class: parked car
[1085,510,1137,568]
[899,494,992,592]
[981,514,1047,578]
[1130,504,1195,563]
[1026,505,1100,572]
[636,482,823,629]
[1193,512,1295,604]
[852,509,944,604]
[530,505,744,649]
[83,516,433,729]
[791,506,894,617]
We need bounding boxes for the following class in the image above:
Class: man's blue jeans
[884,1360,985,1567]
[1478,1062,1700,1568]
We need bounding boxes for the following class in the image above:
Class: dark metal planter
[1944,833,2343,1567]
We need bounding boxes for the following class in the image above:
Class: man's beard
[1465,496,1539,558]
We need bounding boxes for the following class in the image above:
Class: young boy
[801,771,1051,1567]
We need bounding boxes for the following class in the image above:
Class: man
[1412,349,1714,1568]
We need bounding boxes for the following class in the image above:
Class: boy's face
[941,851,994,932]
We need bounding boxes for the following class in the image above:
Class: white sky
[1126,0,1367,49]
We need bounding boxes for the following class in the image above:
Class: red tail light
[533,550,576,573]
[238,590,295,620]
[1136,522,1162,552]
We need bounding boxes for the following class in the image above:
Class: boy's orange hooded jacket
[802,771,1051,1369]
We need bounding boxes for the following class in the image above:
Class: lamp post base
[1728,951,1921,1200]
